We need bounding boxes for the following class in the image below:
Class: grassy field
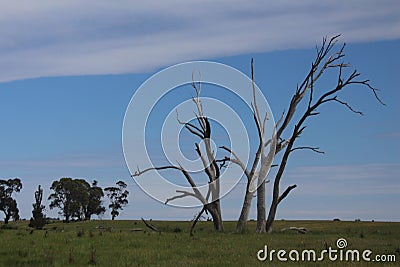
[0,219,398,266]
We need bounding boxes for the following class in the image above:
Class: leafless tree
[132,77,224,234]
[219,58,277,233]
[263,35,384,233]
[221,35,383,233]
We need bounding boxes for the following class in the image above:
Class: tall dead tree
[219,59,277,233]
[133,77,223,234]
[263,35,384,233]
[221,35,383,233]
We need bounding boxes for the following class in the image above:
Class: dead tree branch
[290,146,325,154]
[141,218,161,233]
[278,185,297,204]
[190,207,206,236]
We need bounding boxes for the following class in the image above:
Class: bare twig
[165,190,205,205]
[219,146,250,179]
[290,146,325,154]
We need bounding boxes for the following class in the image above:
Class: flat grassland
[0,220,398,266]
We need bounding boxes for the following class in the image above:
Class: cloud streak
[1,0,400,82]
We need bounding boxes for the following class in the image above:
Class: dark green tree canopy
[85,180,106,220]
[29,185,46,229]
[48,178,105,222]
[0,178,22,224]
[104,181,129,220]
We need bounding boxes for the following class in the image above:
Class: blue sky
[0,1,399,221]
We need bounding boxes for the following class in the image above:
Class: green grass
[0,220,398,266]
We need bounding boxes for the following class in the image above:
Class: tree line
[0,177,129,228]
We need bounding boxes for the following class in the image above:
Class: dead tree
[219,59,277,233]
[264,35,384,233]
[132,78,224,233]
[220,35,383,233]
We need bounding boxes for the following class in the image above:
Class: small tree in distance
[0,178,22,224]
[29,185,46,229]
[104,181,129,220]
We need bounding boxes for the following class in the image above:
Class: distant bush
[0,224,18,230]
[173,227,182,233]
[28,185,46,229]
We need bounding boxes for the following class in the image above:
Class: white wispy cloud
[1,0,399,82]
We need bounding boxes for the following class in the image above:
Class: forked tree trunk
[207,175,224,231]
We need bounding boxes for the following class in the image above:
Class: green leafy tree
[29,185,46,229]
[104,181,129,220]
[0,178,22,224]
[84,180,105,220]
[49,178,76,222]
[70,179,90,221]
[48,178,104,222]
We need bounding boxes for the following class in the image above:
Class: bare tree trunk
[190,201,223,236]
[207,200,223,231]
[4,213,10,224]
[265,199,277,233]
[236,184,253,232]
[256,179,266,233]
[256,142,275,233]
[225,58,276,233]
[266,131,295,233]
